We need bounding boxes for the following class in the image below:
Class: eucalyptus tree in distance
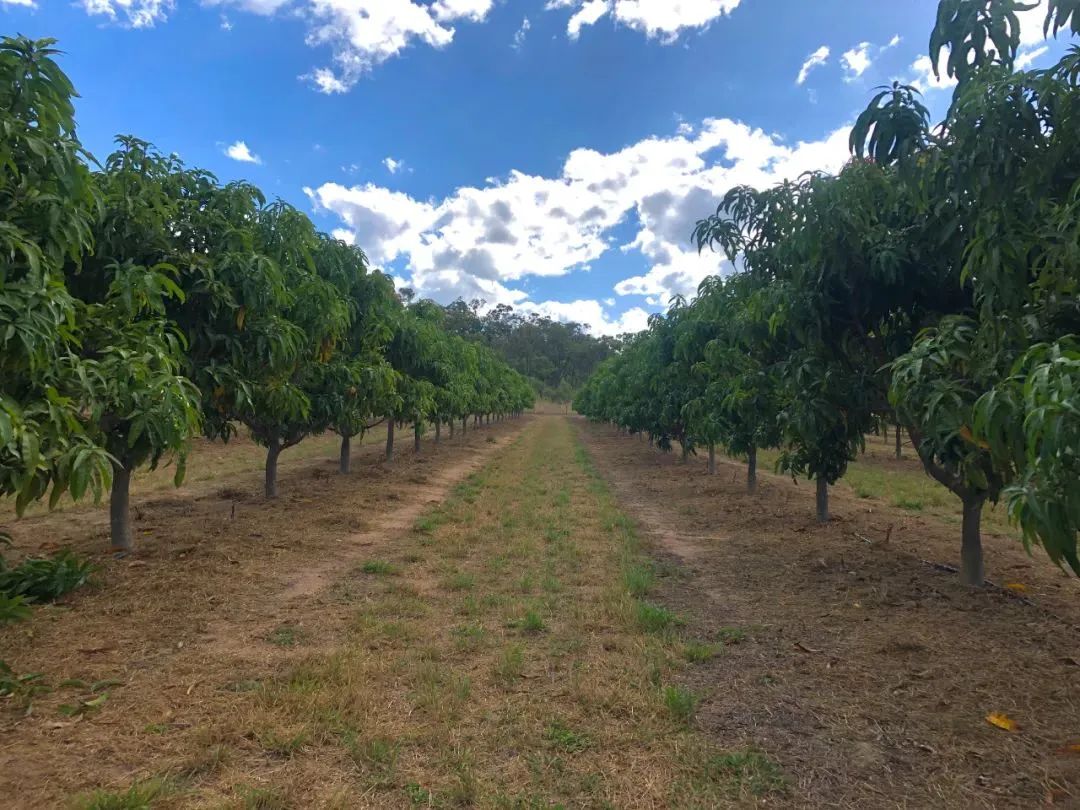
[0,36,111,513]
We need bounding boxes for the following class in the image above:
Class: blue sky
[2,0,1067,334]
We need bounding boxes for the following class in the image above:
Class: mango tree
[64,138,202,550]
[0,36,111,513]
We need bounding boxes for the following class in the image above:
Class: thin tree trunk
[265,439,280,499]
[339,434,351,474]
[960,496,986,586]
[708,443,717,475]
[681,442,689,464]
[816,475,829,523]
[414,421,421,452]
[462,417,467,435]
[449,420,455,439]
[748,446,758,494]
[435,421,441,443]
[895,423,903,459]
[386,420,395,462]
[110,462,133,553]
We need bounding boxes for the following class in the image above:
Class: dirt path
[577,419,1080,809]
[0,419,524,806]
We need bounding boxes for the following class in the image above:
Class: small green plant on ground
[72,777,174,810]
[494,643,525,683]
[717,627,746,645]
[360,560,398,576]
[0,546,96,604]
[518,609,546,634]
[698,749,786,799]
[545,721,592,753]
[266,625,306,647]
[663,684,697,725]
[682,640,722,663]
[237,785,289,810]
[636,601,682,634]
[443,572,475,591]
[622,562,654,598]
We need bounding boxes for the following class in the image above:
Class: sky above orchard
[2,0,1068,334]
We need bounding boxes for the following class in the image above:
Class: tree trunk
[960,496,986,586]
[265,439,280,499]
[449,420,455,439]
[435,421,441,443]
[708,443,717,475]
[816,475,829,523]
[339,434,351,474]
[110,462,133,553]
[462,417,467,435]
[386,420,395,462]
[414,421,421,453]
[681,442,689,464]
[895,423,903,459]
[748,446,758,494]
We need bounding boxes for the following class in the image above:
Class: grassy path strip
[110,415,783,808]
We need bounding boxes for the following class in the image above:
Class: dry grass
[0,416,777,808]
[189,416,775,807]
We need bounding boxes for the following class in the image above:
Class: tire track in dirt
[202,429,521,659]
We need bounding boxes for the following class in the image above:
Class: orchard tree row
[576,0,1080,586]
[0,36,534,554]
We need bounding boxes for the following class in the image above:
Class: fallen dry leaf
[986,712,1018,732]
[1056,743,1080,756]
[1004,582,1027,593]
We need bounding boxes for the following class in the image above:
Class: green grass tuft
[636,601,682,634]
[663,685,697,725]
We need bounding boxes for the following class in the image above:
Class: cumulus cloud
[841,42,872,80]
[1,0,38,7]
[547,0,743,42]
[797,45,829,84]
[225,140,262,164]
[521,300,652,337]
[306,116,852,334]
[78,0,173,27]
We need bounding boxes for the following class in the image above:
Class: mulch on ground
[578,419,1080,809]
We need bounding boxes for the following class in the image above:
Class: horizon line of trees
[0,35,534,554]
[576,0,1080,587]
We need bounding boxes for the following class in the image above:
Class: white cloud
[547,0,742,42]
[225,140,262,164]
[908,52,957,92]
[220,14,233,30]
[521,299,651,336]
[78,0,173,27]
[307,116,852,334]
[384,157,405,174]
[1,0,37,7]
[884,34,901,50]
[1016,44,1049,69]
[797,45,829,85]
[841,42,872,80]
[512,16,531,49]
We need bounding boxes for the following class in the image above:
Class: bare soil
[577,419,1080,808]
[0,420,520,807]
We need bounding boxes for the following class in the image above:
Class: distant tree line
[427,298,622,401]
